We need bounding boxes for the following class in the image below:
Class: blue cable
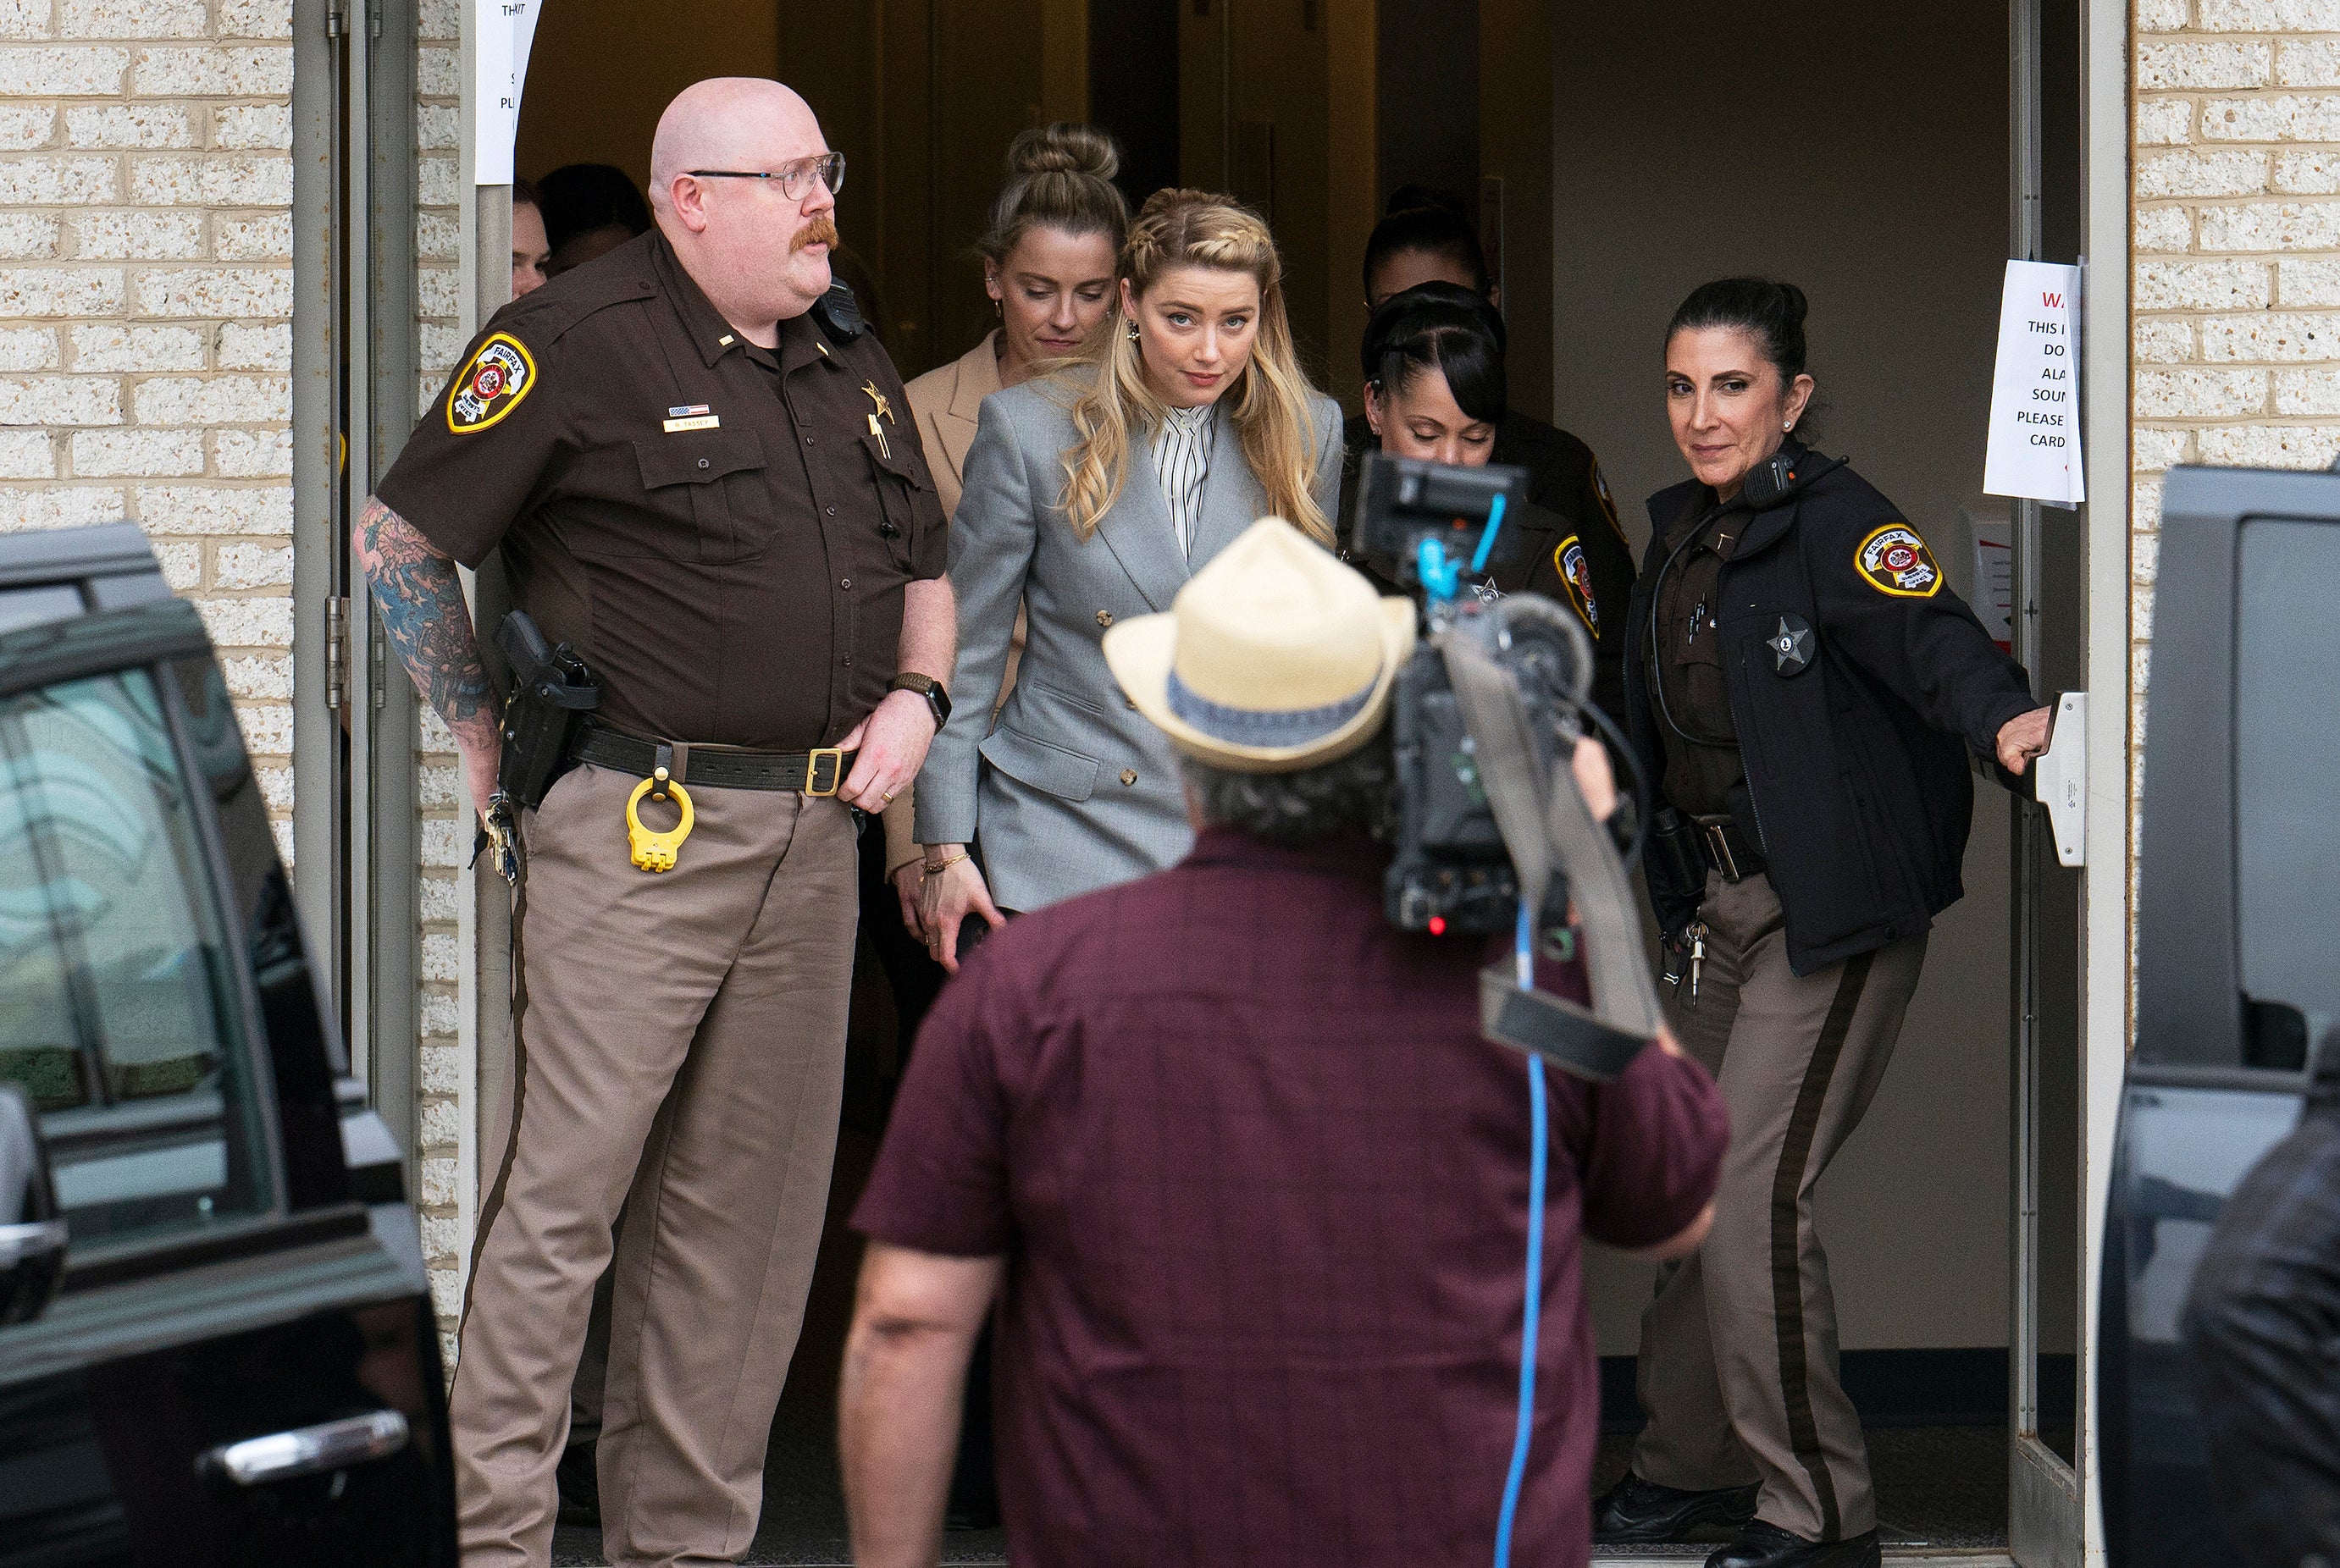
[1493,899,1547,1568]
[1470,493,1509,576]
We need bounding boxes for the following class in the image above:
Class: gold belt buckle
[804,747,845,797]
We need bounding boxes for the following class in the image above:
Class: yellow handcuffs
[627,769,694,872]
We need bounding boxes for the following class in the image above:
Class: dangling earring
[1126,320,1141,342]
[993,298,1003,319]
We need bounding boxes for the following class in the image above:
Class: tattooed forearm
[353,496,497,748]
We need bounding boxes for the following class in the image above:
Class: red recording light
[1428,915,1447,936]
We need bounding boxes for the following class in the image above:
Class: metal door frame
[2077,0,2133,1555]
[290,0,422,1180]
[2004,0,2133,1560]
[2010,1,2130,1562]
[2008,8,2082,1561]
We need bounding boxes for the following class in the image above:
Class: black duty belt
[1690,814,1767,883]
[570,728,854,796]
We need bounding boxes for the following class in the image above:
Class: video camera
[1355,455,1570,936]
[1351,451,1661,1080]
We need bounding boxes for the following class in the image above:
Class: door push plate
[2033,691,2087,868]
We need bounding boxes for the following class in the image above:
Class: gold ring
[881,790,896,803]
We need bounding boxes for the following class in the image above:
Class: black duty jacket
[1623,450,2039,974]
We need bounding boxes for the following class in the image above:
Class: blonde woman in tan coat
[882,124,1129,932]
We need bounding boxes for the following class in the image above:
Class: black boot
[555,1440,600,1529]
[1706,1521,1882,1568]
[1594,1471,1761,1543]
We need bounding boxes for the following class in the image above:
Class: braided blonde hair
[1057,190,1329,544]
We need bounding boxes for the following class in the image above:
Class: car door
[2099,467,2340,1568]
[0,590,455,1567]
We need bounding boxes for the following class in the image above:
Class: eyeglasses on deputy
[685,152,846,202]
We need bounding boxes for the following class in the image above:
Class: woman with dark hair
[1362,183,1494,308]
[1596,279,2051,1568]
[1347,188,1638,633]
[1347,281,1634,716]
[511,175,550,299]
[536,162,653,276]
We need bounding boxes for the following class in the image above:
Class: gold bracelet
[921,852,969,877]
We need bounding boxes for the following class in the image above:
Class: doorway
[1552,0,2089,1559]
[471,2,2104,1561]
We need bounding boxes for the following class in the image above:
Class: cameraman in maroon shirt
[843,522,1728,1568]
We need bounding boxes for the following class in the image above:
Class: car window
[2234,519,2340,1068]
[0,584,85,635]
[0,669,275,1250]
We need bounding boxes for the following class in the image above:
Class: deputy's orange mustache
[792,217,838,253]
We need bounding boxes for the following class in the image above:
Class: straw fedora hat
[1102,517,1417,774]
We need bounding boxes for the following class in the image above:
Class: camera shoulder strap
[1441,630,1663,1081]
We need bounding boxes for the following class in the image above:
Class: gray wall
[1554,0,2022,1353]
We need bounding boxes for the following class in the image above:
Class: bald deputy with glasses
[357,78,953,1568]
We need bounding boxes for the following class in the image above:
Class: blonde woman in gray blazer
[914,189,1343,968]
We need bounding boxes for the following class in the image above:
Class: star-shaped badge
[861,381,894,424]
[1769,613,1815,675]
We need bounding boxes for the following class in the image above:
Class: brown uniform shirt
[1649,490,1749,819]
[377,231,947,750]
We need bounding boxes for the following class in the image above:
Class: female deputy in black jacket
[1594,279,2052,1568]
[1340,281,1635,717]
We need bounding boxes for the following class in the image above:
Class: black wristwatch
[888,671,952,730]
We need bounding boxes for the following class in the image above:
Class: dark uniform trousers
[1632,868,1926,1543]
[454,762,858,1568]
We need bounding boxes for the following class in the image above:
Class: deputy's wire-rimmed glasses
[686,152,845,202]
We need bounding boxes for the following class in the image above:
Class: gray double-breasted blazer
[913,375,1343,912]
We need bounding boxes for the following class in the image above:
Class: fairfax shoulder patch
[1554,533,1601,638]
[1855,522,1942,599]
[447,332,536,433]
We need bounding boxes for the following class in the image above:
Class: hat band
[1165,666,1378,748]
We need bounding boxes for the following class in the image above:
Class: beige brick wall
[0,0,292,846]
[413,0,462,1365]
[2133,1,2340,788]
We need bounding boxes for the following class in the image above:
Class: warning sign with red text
[1983,259,2085,507]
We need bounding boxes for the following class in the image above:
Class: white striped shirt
[1150,402,1216,559]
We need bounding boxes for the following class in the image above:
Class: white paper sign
[473,0,544,186]
[1983,260,2084,507]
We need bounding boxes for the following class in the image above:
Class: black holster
[1646,805,1707,941]
[495,611,600,809]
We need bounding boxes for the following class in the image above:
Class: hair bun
[1777,280,1809,331]
[1385,183,1469,219]
[1008,122,1120,182]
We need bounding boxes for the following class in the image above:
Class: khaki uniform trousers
[1631,870,1926,1543]
[451,764,858,1568]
